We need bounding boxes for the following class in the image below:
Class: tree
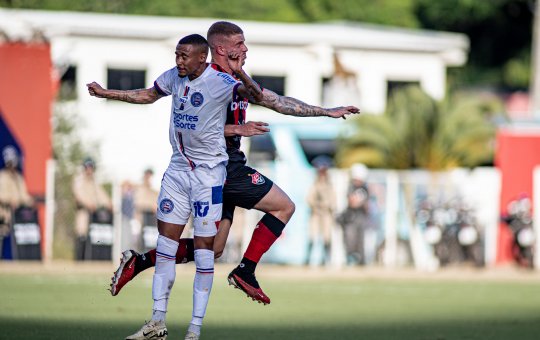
[415,0,533,90]
[336,85,504,170]
[51,104,99,259]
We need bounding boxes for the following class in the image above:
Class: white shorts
[156,164,226,237]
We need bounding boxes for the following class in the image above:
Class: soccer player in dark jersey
[110,21,359,305]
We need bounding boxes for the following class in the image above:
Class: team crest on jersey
[190,92,204,107]
[159,198,174,214]
[249,172,265,185]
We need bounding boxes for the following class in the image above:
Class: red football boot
[227,267,271,305]
[110,250,138,296]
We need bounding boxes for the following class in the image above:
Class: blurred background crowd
[0,0,538,271]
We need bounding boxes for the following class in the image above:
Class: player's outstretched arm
[225,121,270,137]
[256,88,360,119]
[86,82,163,104]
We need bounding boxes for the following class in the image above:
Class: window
[58,65,77,100]
[387,80,420,99]
[299,138,336,165]
[252,75,285,96]
[321,77,331,103]
[248,134,276,163]
[107,68,146,91]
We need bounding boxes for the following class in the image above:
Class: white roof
[0,8,468,64]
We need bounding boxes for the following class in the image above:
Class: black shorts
[221,165,273,222]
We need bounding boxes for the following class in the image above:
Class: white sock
[151,235,179,321]
[191,249,214,329]
[188,322,202,335]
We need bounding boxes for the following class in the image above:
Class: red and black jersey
[210,63,252,174]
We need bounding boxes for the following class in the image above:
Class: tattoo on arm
[256,89,328,117]
[235,71,263,102]
[105,88,161,104]
[257,89,328,117]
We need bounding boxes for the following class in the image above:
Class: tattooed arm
[226,51,264,103]
[256,88,360,119]
[86,82,163,104]
[234,69,264,103]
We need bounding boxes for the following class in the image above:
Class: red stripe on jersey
[177,131,196,170]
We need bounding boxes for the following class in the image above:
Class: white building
[1,9,473,265]
[0,8,468,183]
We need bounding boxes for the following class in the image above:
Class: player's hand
[86,81,105,98]
[238,121,270,137]
[226,50,245,75]
[327,106,360,120]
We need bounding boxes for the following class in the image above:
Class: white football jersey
[154,64,241,171]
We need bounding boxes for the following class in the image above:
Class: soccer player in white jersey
[108,22,361,307]
[87,34,263,340]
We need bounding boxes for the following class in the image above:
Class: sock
[242,213,286,269]
[151,235,179,320]
[152,310,167,322]
[191,249,214,330]
[188,322,202,336]
[134,238,194,276]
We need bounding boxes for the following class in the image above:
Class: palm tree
[336,85,504,170]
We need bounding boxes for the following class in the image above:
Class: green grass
[1,266,540,340]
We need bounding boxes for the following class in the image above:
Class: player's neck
[188,63,208,81]
[211,58,233,75]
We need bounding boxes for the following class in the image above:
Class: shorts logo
[193,201,209,217]
[190,92,204,107]
[159,198,174,214]
[249,172,265,185]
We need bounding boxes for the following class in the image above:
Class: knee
[213,243,225,259]
[194,236,214,250]
[285,199,296,218]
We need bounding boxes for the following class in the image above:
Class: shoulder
[157,67,180,83]
[204,67,238,87]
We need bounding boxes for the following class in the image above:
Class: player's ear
[215,44,226,57]
[199,52,208,63]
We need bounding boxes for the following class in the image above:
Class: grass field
[1,262,540,340]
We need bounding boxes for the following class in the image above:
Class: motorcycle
[502,196,535,268]
[141,210,158,252]
[418,198,483,267]
[0,204,41,260]
[76,207,114,261]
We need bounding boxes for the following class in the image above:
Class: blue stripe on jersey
[212,185,223,204]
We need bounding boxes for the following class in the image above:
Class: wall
[495,128,540,264]
[0,42,54,251]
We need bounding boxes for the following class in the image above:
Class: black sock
[133,250,155,277]
[238,257,257,273]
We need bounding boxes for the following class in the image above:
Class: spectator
[134,168,158,225]
[120,180,136,250]
[337,163,370,265]
[305,156,336,265]
[72,157,112,260]
[0,146,33,232]
[132,168,159,250]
